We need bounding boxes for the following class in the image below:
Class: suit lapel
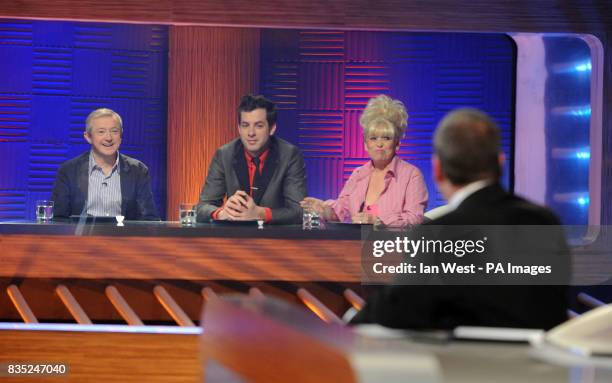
[253,138,278,204]
[232,141,250,193]
[119,154,131,215]
[76,153,90,214]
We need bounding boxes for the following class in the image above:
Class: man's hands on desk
[217,190,266,221]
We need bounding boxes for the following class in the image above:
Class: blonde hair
[359,95,408,141]
[365,118,397,140]
[85,108,123,135]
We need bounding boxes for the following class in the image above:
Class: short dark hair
[237,94,277,127]
[434,108,502,185]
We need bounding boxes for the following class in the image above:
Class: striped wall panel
[390,62,436,111]
[436,65,485,111]
[397,112,436,162]
[111,52,150,98]
[33,47,72,95]
[297,111,343,157]
[0,96,29,142]
[0,19,168,220]
[0,143,29,189]
[28,144,68,191]
[343,110,366,159]
[0,190,27,220]
[304,157,343,199]
[261,63,298,110]
[0,20,32,45]
[299,31,344,62]
[74,24,113,49]
[345,31,388,62]
[344,63,390,110]
[391,34,435,62]
[0,45,32,93]
[299,62,343,110]
[342,159,366,182]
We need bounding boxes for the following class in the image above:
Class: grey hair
[434,107,502,185]
[85,108,123,135]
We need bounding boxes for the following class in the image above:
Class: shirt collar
[89,151,120,174]
[447,179,492,211]
[244,147,270,165]
[361,155,399,180]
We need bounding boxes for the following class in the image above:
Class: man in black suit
[353,108,569,330]
[51,108,159,221]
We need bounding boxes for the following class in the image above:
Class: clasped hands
[217,190,265,221]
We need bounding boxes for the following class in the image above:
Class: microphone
[102,182,108,187]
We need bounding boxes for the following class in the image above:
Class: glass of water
[179,203,197,226]
[302,207,320,230]
[36,200,54,221]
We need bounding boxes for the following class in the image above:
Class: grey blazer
[196,137,307,224]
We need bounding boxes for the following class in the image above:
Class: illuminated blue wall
[544,37,592,225]
[0,20,168,220]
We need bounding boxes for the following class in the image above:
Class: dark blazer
[352,183,570,330]
[197,136,307,224]
[51,151,159,221]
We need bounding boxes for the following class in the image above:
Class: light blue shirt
[86,151,122,217]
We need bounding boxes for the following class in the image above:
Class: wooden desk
[0,222,365,323]
[0,323,200,382]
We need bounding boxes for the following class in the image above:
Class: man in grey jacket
[196,95,307,225]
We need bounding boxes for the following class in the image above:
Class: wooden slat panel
[56,284,93,325]
[343,288,365,311]
[297,288,343,324]
[167,26,260,220]
[154,285,195,326]
[105,285,144,326]
[6,285,38,323]
[0,235,362,281]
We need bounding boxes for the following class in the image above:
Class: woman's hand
[300,197,326,215]
[300,197,338,221]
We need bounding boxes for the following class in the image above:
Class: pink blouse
[326,156,428,227]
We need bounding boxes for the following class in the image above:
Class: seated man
[197,94,306,224]
[52,108,159,220]
[353,108,569,330]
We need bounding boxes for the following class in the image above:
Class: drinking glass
[36,200,54,221]
[179,203,197,226]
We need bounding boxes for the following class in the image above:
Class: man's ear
[270,124,277,136]
[84,131,92,144]
[432,155,444,183]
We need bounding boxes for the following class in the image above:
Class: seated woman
[301,95,428,227]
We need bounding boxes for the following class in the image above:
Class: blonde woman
[301,95,428,226]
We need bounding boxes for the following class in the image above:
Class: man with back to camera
[196,94,307,224]
[51,108,159,220]
[352,107,570,330]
